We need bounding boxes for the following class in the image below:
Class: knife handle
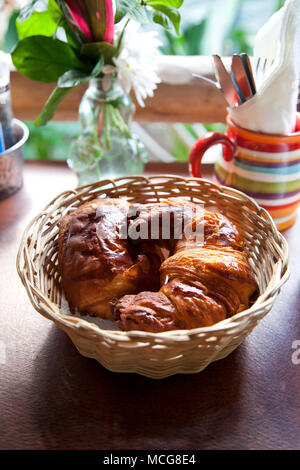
[231,54,252,101]
[212,54,241,107]
[240,53,256,95]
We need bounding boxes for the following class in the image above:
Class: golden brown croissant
[58,198,164,318]
[58,197,257,331]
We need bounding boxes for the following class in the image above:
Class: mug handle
[189,132,237,178]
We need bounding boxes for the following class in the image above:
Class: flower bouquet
[11,0,184,183]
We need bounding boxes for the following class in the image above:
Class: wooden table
[1,161,300,451]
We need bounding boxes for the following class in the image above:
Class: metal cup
[0,119,29,200]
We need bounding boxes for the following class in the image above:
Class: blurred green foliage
[2,0,284,161]
[161,0,284,57]
[23,121,80,160]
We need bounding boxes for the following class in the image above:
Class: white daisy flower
[113,20,162,107]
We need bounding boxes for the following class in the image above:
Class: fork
[255,57,300,109]
[254,57,274,90]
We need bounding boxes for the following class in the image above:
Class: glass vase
[67,78,148,185]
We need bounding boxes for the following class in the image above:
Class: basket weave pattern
[16,176,289,379]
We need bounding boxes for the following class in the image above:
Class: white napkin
[229,0,300,135]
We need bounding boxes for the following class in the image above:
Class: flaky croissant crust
[58,197,257,332]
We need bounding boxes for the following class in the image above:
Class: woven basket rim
[16,175,290,342]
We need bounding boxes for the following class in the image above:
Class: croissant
[58,197,257,332]
[58,198,164,318]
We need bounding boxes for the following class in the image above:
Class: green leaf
[57,69,91,88]
[147,0,183,8]
[16,10,57,40]
[48,0,63,23]
[116,3,180,34]
[11,36,88,83]
[81,42,118,63]
[48,0,83,49]
[16,0,80,49]
[150,5,181,35]
[34,86,73,127]
[114,0,183,25]
[114,0,141,23]
[91,55,105,77]
[18,0,48,23]
[57,56,104,88]
[117,3,153,25]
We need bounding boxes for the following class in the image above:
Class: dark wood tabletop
[1,160,300,451]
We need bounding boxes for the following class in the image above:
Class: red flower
[62,0,114,44]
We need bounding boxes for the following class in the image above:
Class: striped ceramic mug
[189,114,300,231]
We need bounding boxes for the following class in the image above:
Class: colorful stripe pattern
[215,116,300,231]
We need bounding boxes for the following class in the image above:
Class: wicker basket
[16,175,289,379]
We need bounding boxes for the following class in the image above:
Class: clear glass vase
[67,77,148,185]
